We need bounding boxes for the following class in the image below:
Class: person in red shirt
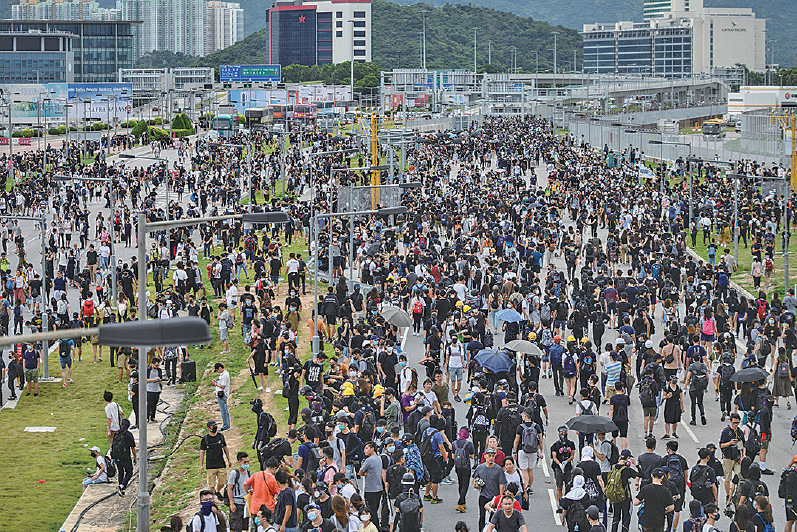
[484,481,523,515]
[480,436,506,465]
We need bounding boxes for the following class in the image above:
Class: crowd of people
[4,112,797,532]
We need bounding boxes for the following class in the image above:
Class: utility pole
[488,40,491,64]
[552,31,559,86]
[473,27,479,73]
[420,10,428,70]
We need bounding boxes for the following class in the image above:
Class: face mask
[376,427,384,433]
[314,490,321,498]
[253,518,260,526]
[349,371,357,378]
[769,319,775,324]
[307,511,318,521]
[398,361,406,367]
[361,514,371,522]
[200,501,214,515]
[241,464,249,470]
[387,445,395,453]
[338,424,345,431]
[559,433,567,441]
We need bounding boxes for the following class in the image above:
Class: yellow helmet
[463,305,471,312]
[342,387,355,396]
[373,385,385,398]
[342,381,354,389]
[581,337,590,344]
[567,335,576,343]
[527,332,537,340]
[463,392,474,405]
[455,301,464,308]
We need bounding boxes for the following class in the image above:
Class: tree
[131,120,149,138]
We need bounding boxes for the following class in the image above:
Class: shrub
[131,120,149,137]
[48,128,60,135]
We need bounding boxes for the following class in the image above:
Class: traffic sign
[220,65,281,83]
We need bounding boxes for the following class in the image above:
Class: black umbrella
[730,366,769,383]
[566,415,618,434]
[247,360,258,389]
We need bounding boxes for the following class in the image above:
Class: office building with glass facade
[0,32,75,83]
[0,20,138,83]
[267,0,371,67]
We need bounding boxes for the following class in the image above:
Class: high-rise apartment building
[12,0,121,21]
[205,1,243,55]
[267,0,371,66]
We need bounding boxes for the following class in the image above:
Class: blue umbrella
[474,349,514,373]
[495,308,522,323]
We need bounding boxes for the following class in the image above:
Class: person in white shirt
[191,490,223,531]
[104,390,124,443]
[226,280,240,320]
[82,446,109,489]
[212,362,232,431]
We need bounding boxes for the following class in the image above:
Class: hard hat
[463,392,474,404]
[462,305,471,312]
[553,335,561,343]
[527,332,537,340]
[342,387,355,396]
[455,300,464,308]
[581,337,590,344]
[567,335,576,343]
[373,384,385,398]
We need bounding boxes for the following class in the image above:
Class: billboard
[227,85,351,113]
[0,83,132,126]
[220,65,281,83]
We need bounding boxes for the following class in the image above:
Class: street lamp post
[473,27,479,73]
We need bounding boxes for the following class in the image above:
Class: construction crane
[770,110,797,191]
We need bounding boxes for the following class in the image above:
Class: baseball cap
[213,362,224,370]
[586,505,600,520]
[89,446,101,453]
[484,447,497,454]
[207,420,218,428]
[645,340,654,349]
[620,449,632,458]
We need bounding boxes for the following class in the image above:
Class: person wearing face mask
[550,426,576,502]
[190,490,225,532]
[357,505,378,532]
[299,503,335,532]
[227,452,252,532]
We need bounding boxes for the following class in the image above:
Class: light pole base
[312,335,320,357]
[39,377,59,383]
[137,491,151,532]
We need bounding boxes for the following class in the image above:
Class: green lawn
[0,341,133,532]
[690,233,797,298]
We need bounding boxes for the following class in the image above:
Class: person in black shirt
[550,426,576,501]
[633,468,674,532]
[302,353,326,396]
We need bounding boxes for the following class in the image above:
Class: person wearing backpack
[606,449,638,532]
[778,465,797,526]
[419,415,447,505]
[639,369,660,440]
[718,353,737,421]
[226,452,253,532]
[771,348,792,409]
[559,474,590,532]
[82,445,109,490]
[392,472,423,532]
[739,464,770,515]
[452,428,475,513]
[684,354,708,426]
[633,468,675,532]
[512,408,543,498]
[658,440,688,531]
[575,388,598,451]
[752,496,775,532]
[690,448,719,506]
[188,490,225,532]
[110,418,137,496]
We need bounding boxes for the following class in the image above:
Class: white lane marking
[540,455,550,478]
[681,421,700,443]
[548,488,562,525]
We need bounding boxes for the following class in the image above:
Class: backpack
[412,301,424,314]
[501,405,524,441]
[563,353,577,378]
[665,454,685,484]
[720,364,736,390]
[778,361,790,378]
[303,442,321,473]
[718,272,729,288]
[607,441,620,465]
[103,455,117,478]
[418,428,439,460]
[83,299,94,317]
[453,439,471,469]
[765,258,774,273]
[791,415,797,443]
[757,299,768,320]
[605,465,628,504]
[756,513,775,532]
[397,492,422,532]
[540,302,552,324]
[702,318,715,336]
[620,330,634,348]
[521,423,539,454]
[483,330,494,348]
[59,339,71,358]
[692,366,709,392]
[581,353,595,374]
[472,405,490,433]
[639,377,656,407]
[359,410,376,440]
[262,437,286,459]
[565,499,589,532]
[577,401,594,416]
[224,313,234,329]
[110,431,128,461]
[779,469,797,499]
[689,464,713,495]
[761,339,772,357]
[185,511,222,532]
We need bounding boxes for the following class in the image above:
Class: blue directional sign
[220,65,282,83]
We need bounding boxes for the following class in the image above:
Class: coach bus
[293,104,317,127]
[244,107,274,131]
[211,114,235,138]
